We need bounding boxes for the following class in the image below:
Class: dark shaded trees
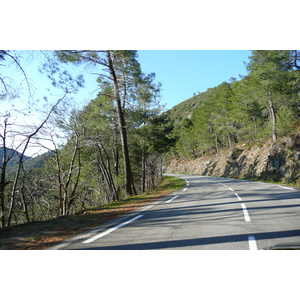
[55,50,160,197]
[246,50,297,142]
[55,51,137,196]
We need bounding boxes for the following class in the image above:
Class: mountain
[23,151,54,170]
[0,148,53,178]
[0,148,30,168]
[162,92,204,125]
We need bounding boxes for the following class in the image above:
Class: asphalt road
[52,175,300,250]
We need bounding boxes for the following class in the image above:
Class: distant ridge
[0,147,30,168]
[0,148,53,179]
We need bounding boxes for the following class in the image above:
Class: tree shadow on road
[80,228,300,250]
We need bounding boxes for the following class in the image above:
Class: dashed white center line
[166,195,179,203]
[241,203,251,222]
[214,181,252,223]
[248,235,258,250]
[82,214,143,244]
[234,193,242,201]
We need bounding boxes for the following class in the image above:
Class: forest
[164,50,300,159]
[0,50,300,229]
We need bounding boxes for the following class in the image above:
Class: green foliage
[164,50,300,158]
[276,106,296,135]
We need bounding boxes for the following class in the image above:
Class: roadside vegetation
[0,175,185,249]
[1,50,164,229]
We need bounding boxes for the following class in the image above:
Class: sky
[3,50,252,112]
[137,50,251,109]
[1,50,252,156]
[76,50,252,110]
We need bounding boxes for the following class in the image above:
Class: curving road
[52,175,300,250]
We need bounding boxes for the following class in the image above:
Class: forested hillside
[162,50,300,161]
[0,148,29,168]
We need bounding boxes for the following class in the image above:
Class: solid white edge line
[248,235,258,250]
[166,195,179,203]
[140,204,154,211]
[277,185,295,191]
[82,214,143,244]
[241,203,251,222]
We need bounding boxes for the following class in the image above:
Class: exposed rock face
[164,134,300,185]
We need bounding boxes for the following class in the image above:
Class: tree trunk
[212,121,220,156]
[106,50,136,196]
[0,166,7,228]
[94,142,119,201]
[0,123,9,228]
[141,147,146,193]
[113,123,119,177]
[20,176,30,223]
[267,91,277,143]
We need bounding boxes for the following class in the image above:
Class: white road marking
[166,195,179,203]
[82,214,143,244]
[248,235,258,250]
[276,186,296,191]
[183,187,187,191]
[186,181,189,186]
[213,181,252,223]
[140,204,154,211]
[234,193,242,201]
[241,203,251,222]
[216,182,234,192]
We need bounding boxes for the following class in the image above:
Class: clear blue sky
[45,50,252,111]
[137,50,252,109]
[17,50,251,111]
[3,50,252,114]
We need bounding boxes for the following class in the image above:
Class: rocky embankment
[165,134,300,185]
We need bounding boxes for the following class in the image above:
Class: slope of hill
[0,148,53,178]
[161,77,300,186]
[0,148,30,168]
[162,92,204,124]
